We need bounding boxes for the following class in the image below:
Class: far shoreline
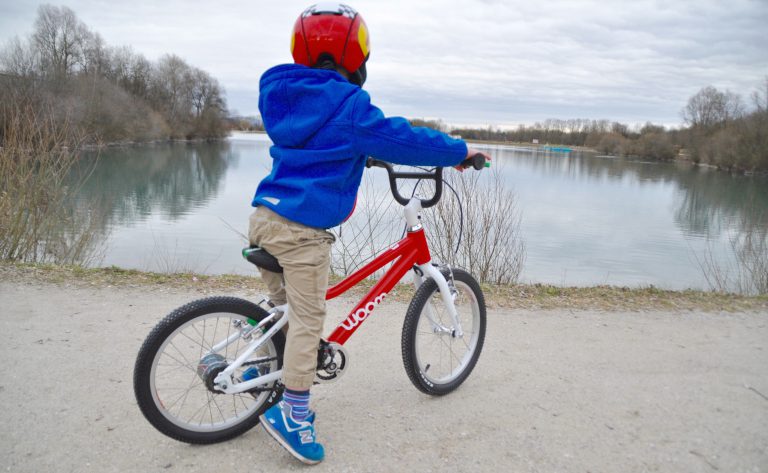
[75,130,768,177]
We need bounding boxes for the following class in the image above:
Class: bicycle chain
[238,340,334,394]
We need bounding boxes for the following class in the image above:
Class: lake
[71,132,768,290]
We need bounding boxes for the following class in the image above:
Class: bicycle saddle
[242,246,283,273]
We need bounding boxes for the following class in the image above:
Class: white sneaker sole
[260,416,322,465]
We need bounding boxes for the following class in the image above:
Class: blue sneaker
[260,401,324,464]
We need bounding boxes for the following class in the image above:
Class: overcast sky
[1,0,766,127]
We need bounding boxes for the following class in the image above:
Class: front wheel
[133,296,285,444]
[401,268,486,395]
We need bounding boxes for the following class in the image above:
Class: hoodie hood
[258,64,359,147]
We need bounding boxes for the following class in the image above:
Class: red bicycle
[133,155,488,444]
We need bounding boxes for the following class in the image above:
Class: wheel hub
[197,353,228,393]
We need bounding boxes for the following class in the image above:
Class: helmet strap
[313,53,365,87]
[349,62,366,87]
[314,54,338,72]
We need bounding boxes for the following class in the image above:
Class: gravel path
[1,281,766,473]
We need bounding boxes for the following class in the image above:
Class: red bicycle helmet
[291,3,370,86]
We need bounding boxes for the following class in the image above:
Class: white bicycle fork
[405,198,465,338]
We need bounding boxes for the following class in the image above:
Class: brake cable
[399,165,465,256]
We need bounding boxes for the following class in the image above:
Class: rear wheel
[133,297,284,444]
[401,268,486,395]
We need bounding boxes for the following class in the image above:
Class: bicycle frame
[213,198,464,395]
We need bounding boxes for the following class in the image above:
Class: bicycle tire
[401,268,486,395]
[133,296,284,444]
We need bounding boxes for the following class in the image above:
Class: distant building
[532,139,539,144]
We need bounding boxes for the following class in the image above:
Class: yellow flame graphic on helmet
[358,22,369,57]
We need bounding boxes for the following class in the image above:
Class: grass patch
[482,283,767,312]
[1,261,766,312]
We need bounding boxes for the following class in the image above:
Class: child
[251,3,489,464]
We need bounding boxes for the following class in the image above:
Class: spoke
[210,392,227,424]
[159,350,197,375]
[207,391,214,426]
[235,394,254,413]
[437,335,464,367]
[157,376,204,394]
[235,330,241,362]
[157,361,197,377]
[459,334,472,351]
[211,317,220,358]
[225,318,233,360]
[167,339,196,368]
[439,328,443,376]
[417,332,443,347]
[450,336,455,376]
[416,329,441,335]
[190,400,209,427]
[178,328,213,355]
[171,375,205,418]
[191,322,212,358]
[188,391,214,426]
[162,389,193,412]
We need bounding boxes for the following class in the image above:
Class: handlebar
[366,158,443,207]
[365,153,487,208]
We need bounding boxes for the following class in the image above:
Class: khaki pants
[248,206,335,390]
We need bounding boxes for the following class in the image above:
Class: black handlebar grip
[462,153,486,170]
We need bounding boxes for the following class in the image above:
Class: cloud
[1,0,765,125]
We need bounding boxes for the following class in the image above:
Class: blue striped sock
[283,389,310,422]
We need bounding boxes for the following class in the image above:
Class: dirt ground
[0,280,766,473]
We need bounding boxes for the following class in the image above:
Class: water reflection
[491,147,768,238]
[63,136,768,289]
[76,141,238,224]
[478,145,768,287]
[672,169,767,237]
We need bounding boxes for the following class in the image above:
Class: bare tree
[80,30,108,76]
[0,100,104,264]
[682,85,744,130]
[190,69,224,118]
[149,54,197,136]
[697,213,768,295]
[751,77,768,113]
[3,4,229,146]
[32,5,90,79]
[423,164,525,285]
[329,172,400,276]
[0,36,39,77]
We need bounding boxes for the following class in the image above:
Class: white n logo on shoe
[299,429,314,444]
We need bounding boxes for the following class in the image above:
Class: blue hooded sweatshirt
[252,64,468,229]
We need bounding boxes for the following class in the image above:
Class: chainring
[314,342,349,384]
